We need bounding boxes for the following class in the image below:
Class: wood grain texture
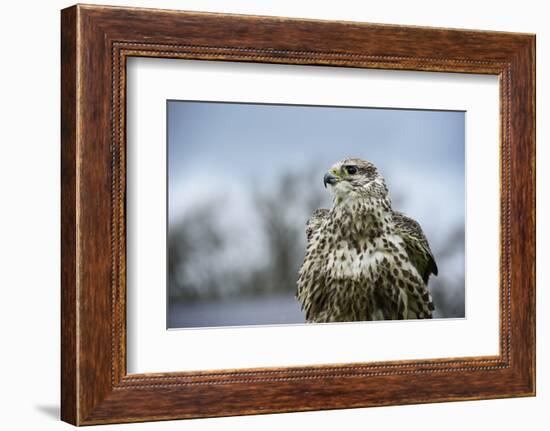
[60,5,78,425]
[60,4,536,425]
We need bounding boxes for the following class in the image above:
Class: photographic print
[167,100,465,328]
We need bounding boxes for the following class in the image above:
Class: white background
[0,0,546,430]
[127,59,499,373]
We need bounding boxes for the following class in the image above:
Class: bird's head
[323,157,389,203]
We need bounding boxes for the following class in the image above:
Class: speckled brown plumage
[297,158,437,322]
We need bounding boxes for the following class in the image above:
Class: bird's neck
[331,196,393,239]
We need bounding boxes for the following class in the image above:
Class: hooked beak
[323,172,337,188]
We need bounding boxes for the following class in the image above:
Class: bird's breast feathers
[298,198,434,322]
[325,235,418,283]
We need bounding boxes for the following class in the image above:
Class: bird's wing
[297,208,330,310]
[305,208,330,242]
[392,211,438,284]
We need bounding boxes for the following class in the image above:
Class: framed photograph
[61,4,535,425]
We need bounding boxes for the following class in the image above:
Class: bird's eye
[344,165,358,175]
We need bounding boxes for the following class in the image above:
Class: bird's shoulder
[305,208,330,242]
[392,210,438,282]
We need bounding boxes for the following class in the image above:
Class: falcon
[297,157,438,323]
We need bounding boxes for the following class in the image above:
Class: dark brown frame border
[61,4,535,425]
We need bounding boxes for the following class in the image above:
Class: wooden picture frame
[61,4,535,425]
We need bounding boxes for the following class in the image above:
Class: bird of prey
[297,157,438,323]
